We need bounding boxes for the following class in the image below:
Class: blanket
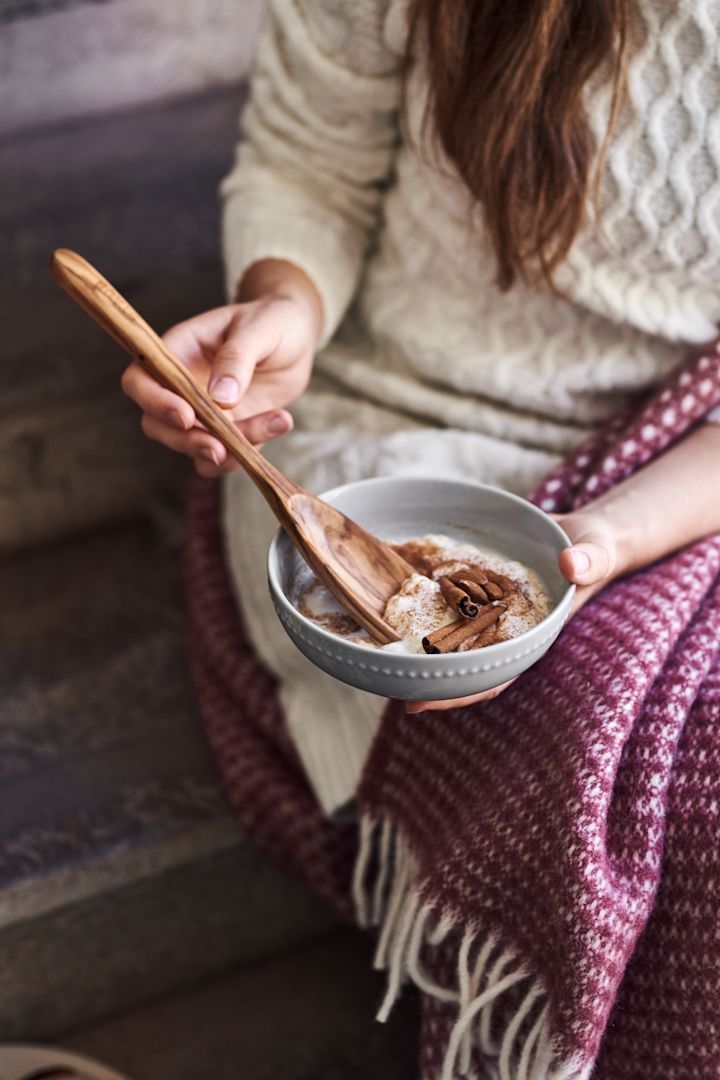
[184,341,720,1079]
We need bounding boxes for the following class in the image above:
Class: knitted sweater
[220,0,720,813]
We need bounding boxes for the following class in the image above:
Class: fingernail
[200,447,220,466]
[571,549,591,576]
[169,409,188,431]
[267,413,290,435]
[210,375,239,404]
[405,703,426,715]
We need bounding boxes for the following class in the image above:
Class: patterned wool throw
[185,341,720,1080]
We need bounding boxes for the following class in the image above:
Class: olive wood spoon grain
[50,249,413,644]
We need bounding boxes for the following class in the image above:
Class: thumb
[558,537,616,586]
[208,311,277,408]
[554,509,620,588]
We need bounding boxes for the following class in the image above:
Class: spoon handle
[50,248,298,502]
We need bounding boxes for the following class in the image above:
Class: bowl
[267,477,574,701]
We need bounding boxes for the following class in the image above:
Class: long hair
[407,0,634,290]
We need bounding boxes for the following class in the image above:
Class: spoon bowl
[50,249,413,643]
[269,476,575,700]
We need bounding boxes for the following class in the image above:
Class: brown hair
[407,0,633,290]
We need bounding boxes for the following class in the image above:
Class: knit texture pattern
[220,0,720,815]
[184,479,356,919]
[356,344,720,1080]
[185,341,720,1078]
[222,0,720,458]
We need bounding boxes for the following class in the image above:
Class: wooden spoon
[50,249,413,644]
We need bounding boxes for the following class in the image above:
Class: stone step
[1,0,264,138]
[0,88,244,554]
[56,934,420,1080]
[0,521,339,1040]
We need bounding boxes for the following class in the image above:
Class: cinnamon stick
[483,580,505,601]
[451,568,486,584]
[453,567,507,601]
[449,574,490,605]
[422,604,506,654]
[484,568,516,595]
[421,617,475,654]
[438,575,479,619]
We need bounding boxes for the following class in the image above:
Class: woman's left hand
[403,420,720,714]
[404,507,625,713]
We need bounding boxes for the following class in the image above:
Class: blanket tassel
[353,814,594,1080]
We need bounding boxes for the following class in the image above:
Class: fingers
[404,679,515,714]
[122,303,279,419]
[141,414,227,465]
[207,310,280,409]
[553,507,620,589]
[121,363,195,430]
[162,304,240,358]
[141,408,294,473]
[558,541,614,586]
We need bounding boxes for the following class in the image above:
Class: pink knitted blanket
[185,340,720,1079]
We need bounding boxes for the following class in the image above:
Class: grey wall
[1,0,266,136]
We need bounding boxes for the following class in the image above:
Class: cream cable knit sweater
[221,0,720,814]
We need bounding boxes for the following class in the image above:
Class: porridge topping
[296,533,551,655]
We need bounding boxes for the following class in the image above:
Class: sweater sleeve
[221,0,403,346]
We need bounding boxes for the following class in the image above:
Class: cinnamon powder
[295,533,551,654]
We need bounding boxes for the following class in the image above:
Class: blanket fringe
[353,815,593,1080]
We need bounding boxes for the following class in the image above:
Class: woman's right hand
[121,260,323,477]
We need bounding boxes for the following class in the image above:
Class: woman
[122,0,720,810]
[123,4,720,1075]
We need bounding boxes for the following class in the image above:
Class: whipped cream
[295,533,551,654]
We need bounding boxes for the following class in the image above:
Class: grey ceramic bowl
[268,476,575,701]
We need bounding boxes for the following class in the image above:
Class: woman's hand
[406,418,720,713]
[121,260,323,477]
[404,507,626,714]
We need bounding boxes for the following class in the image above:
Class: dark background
[0,2,417,1075]
[1,0,109,21]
